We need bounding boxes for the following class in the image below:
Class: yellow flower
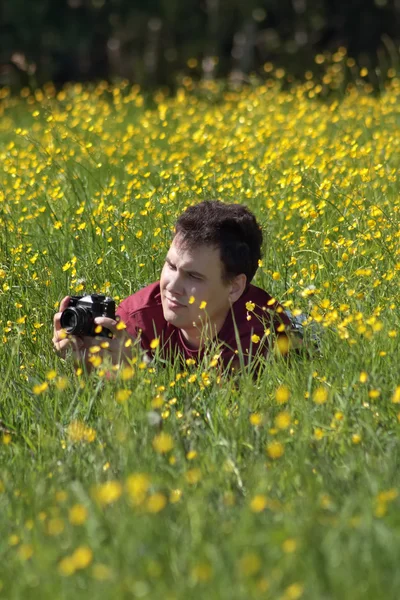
[71,545,93,570]
[47,518,65,536]
[199,300,207,310]
[146,493,167,513]
[352,433,362,444]
[69,504,88,525]
[239,552,261,576]
[251,334,260,344]
[152,432,174,454]
[150,338,160,349]
[391,386,400,403]
[58,556,76,576]
[284,582,304,600]
[185,468,202,484]
[116,389,131,403]
[55,377,68,391]
[359,371,368,383]
[188,296,195,304]
[275,411,291,430]
[32,382,48,395]
[17,544,33,561]
[368,389,380,399]
[313,386,328,405]
[250,494,268,513]
[282,538,297,553]
[249,413,263,426]
[275,384,290,404]
[126,473,151,505]
[170,489,182,503]
[191,562,213,582]
[246,301,255,312]
[92,564,113,581]
[67,420,96,443]
[92,480,122,506]
[266,441,284,459]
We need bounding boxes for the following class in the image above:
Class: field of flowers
[0,55,400,599]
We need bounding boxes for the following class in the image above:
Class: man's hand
[92,316,134,365]
[52,298,134,368]
[52,296,92,359]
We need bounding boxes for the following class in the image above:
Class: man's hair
[174,200,263,284]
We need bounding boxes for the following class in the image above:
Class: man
[53,201,293,371]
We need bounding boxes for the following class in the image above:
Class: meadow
[0,53,400,599]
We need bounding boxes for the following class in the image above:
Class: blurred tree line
[0,0,399,88]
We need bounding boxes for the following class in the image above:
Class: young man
[53,201,292,371]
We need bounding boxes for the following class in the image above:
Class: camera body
[60,294,116,338]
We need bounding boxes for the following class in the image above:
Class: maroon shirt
[116,282,291,368]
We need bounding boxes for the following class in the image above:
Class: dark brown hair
[174,200,263,284]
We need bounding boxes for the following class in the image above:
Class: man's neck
[180,309,230,350]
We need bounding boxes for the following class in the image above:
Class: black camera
[60,294,116,338]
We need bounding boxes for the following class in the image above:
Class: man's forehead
[167,238,222,271]
[168,238,219,261]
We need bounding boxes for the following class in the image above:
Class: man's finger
[54,297,71,332]
[59,296,71,312]
[94,316,120,336]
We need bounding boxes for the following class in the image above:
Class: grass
[0,60,400,599]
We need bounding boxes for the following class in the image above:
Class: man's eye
[189,273,201,280]
[167,262,176,270]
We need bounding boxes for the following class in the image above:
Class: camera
[60,294,116,338]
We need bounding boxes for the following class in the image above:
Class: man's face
[160,236,233,337]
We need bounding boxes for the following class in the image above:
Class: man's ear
[228,274,247,304]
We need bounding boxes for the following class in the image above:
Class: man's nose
[166,270,185,296]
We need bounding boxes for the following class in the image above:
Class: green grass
[0,71,400,599]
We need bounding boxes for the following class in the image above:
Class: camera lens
[60,307,91,335]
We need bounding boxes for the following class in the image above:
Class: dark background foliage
[1,0,399,88]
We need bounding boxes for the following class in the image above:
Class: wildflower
[126,473,151,505]
[275,411,291,430]
[250,413,263,426]
[146,493,167,513]
[150,338,160,349]
[152,432,174,454]
[246,301,255,312]
[67,421,96,443]
[191,562,213,582]
[47,518,65,536]
[116,389,131,403]
[199,301,207,309]
[170,489,182,503]
[266,441,284,459]
[251,334,260,344]
[92,564,113,581]
[239,552,261,576]
[71,546,93,570]
[283,582,304,600]
[359,371,368,383]
[275,384,290,404]
[282,538,297,553]
[69,504,88,525]
[250,495,268,513]
[92,480,122,506]
[185,468,202,484]
[313,386,328,405]
[32,382,48,395]
[392,386,400,403]
[17,544,33,561]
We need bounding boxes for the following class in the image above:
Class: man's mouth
[165,296,186,308]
